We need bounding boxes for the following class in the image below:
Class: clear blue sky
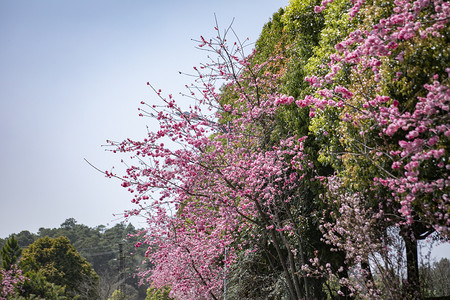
[0,0,289,237]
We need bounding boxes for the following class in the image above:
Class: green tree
[14,231,37,248]
[431,258,450,297]
[1,235,22,270]
[0,219,149,299]
[19,236,99,299]
[421,257,450,297]
[19,270,69,300]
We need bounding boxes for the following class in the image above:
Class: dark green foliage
[1,235,22,270]
[227,249,288,299]
[421,258,450,297]
[1,218,148,299]
[280,0,327,98]
[254,8,287,65]
[231,2,357,298]
[19,270,70,300]
[19,236,100,299]
[15,231,38,248]
[243,0,449,297]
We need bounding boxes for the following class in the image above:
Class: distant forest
[0,218,148,299]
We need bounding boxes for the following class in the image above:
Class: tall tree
[105,0,448,298]
[19,236,100,299]
[1,235,22,270]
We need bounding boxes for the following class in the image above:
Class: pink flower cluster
[305,0,449,229]
[0,265,27,300]
[375,79,449,225]
[107,0,448,297]
[110,27,309,299]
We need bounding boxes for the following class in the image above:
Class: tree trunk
[403,225,422,299]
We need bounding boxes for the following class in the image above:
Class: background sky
[0,0,289,237]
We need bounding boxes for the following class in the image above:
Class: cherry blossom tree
[107,20,331,298]
[0,265,27,300]
[302,0,449,297]
[106,0,449,298]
